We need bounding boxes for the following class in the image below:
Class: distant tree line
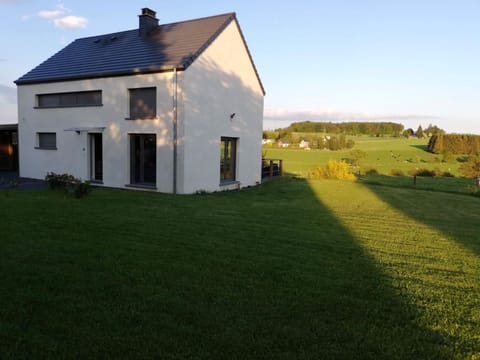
[306,134,355,151]
[428,134,480,154]
[276,121,405,137]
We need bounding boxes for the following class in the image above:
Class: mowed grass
[1,179,480,358]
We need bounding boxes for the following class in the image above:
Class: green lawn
[264,136,477,194]
[1,179,479,358]
[264,137,463,177]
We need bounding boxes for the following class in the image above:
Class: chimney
[139,8,159,37]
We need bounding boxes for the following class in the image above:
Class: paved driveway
[0,171,48,190]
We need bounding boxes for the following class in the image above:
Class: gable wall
[180,20,264,193]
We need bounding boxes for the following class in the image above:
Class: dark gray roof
[15,12,265,94]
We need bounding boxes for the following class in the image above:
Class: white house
[15,8,265,194]
[299,139,310,149]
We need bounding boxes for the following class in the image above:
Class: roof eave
[14,65,186,86]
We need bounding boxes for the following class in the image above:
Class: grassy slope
[1,180,479,359]
[264,136,476,194]
[264,137,462,177]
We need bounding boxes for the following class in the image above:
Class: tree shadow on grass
[410,144,429,152]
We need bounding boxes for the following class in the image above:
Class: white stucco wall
[17,73,176,193]
[180,20,264,193]
[17,18,264,194]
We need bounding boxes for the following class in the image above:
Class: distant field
[1,178,479,358]
[263,136,476,193]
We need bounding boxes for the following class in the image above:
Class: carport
[0,124,18,172]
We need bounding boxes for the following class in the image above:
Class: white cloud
[31,3,87,30]
[37,3,67,19]
[54,15,87,29]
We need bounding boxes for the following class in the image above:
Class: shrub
[365,168,378,175]
[309,160,356,180]
[45,172,91,198]
[409,168,436,177]
[459,156,480,180]
[441,150,455,163]
[390,169,405,176]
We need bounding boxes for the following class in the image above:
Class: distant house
[299,139,310,149]
[278,140,290,148]
[0,124,18,171]
[15,8,265,193]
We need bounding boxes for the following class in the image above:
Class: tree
[459,156,480,188]
[416,125,424,138]
[350,149,367,168]
[425,124,445,137]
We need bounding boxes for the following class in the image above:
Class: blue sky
[1,0,479,133]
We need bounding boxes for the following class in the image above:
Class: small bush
[309,160,356,181]
[390,169,405,176]
[45,172,91,198]
[365,168,378,175]
[409,168,436,177]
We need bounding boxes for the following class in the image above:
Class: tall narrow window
[36,132,57,150]
[129,87,156,119]
[220,137,237,183]
[89,133,103,181]
[130,134,156,186]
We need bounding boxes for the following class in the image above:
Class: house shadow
[237,177,452,358]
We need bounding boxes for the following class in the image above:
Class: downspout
[172,67,178,194]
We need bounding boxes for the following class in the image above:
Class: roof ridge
[160,12,236,27]
[71,13,236,43]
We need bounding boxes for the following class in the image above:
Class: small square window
[37,132,57,150]
[129,87,156,119]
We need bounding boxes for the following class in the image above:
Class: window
[220,137,237,183]
[130,134,156,186]
[89,133,103,182]
[37,132,56,149]
[129,87,156,119]
[37,90,102,108]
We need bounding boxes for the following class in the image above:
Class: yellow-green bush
[309,160,356,180]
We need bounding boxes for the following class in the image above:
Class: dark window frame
[127,87,157,120]
[36,132,57,150]
[129,133,157,187]
[220,137,237,183]
[36,90,102,108]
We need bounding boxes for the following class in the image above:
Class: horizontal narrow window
[37,90,102,108]
[37,132,57,150]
